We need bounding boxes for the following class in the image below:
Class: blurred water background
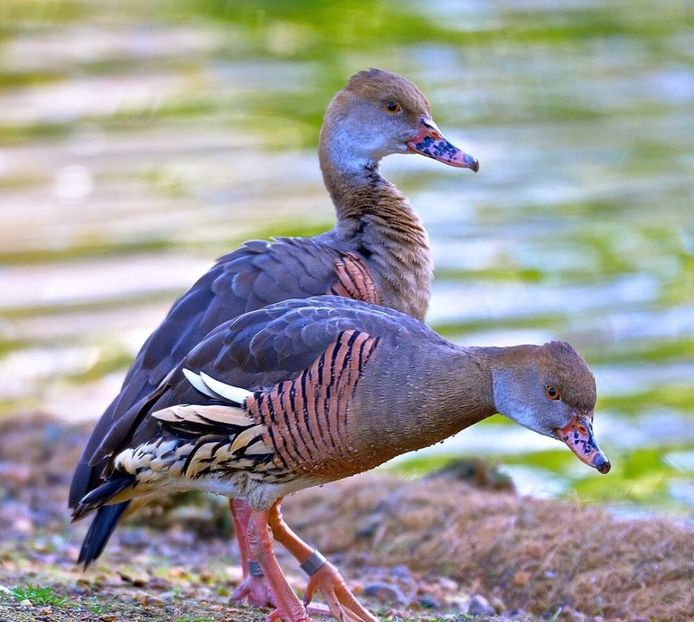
[0,0,692,517]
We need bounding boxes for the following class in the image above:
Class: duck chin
[502,406,555,440]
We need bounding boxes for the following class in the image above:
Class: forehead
[346,68,430,113]
[541,342,596,410]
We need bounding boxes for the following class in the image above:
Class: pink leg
[230,498,252,575]
[269,501,377,622]
[248,508,314,622]
[229,498,277,608]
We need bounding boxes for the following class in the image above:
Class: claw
[267,609,316,622]
[303,562,377,622]
[231,574,277,609]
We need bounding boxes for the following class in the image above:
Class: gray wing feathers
[70,238,341,507]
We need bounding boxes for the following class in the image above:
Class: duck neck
[414,345,497,444]
[320,145,433,320]
[363,344,497,459]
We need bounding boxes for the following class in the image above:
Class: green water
[0,0,692,515]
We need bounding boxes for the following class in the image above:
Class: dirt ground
[0,414,691,622]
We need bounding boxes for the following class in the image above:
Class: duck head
[320,68,479,172]
[491,341,611,474]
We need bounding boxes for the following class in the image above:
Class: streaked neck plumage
[319,137,433,321]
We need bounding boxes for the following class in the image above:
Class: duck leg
[247,508,315,622]
[269,500,378,622]
[230,499,277,608]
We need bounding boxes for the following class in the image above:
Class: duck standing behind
[69,68,479,613]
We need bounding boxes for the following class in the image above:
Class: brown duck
[73,296,611,622]
[69,68,479,610]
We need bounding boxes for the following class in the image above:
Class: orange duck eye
[545,386,561,400]
[385,100,401,113]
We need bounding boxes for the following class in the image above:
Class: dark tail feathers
[72,474,134,569]
[76,502,129,568]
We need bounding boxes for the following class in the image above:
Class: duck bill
[407,118,479,171]
[557,415,611,474]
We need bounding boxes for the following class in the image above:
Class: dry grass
[283,474,693,621]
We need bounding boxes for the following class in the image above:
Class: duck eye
[545,386,560,400]
[385,100,401,113]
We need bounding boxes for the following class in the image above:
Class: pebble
[167,566,190,580]
[19,599,32,607]
[159,591,177,602]
[438,576,458,591]
[448,595,471,611]
[133,591,166,607]
[133,591,149,606]
[467,594,496,616]
[13,517,33,534]
[417,595,440,609]
[523,541,543,558]
[512,570,531,586]
[196,586,213,599]
[561,608,587,622]
[389,565,413,580]
[348,580,364,595]
[148,595,167,608]
[117,529,151,548]
[147,577,172,590]
[0,462,32,487]
[490,595,506,612]
[165,525,196,545]
[363,582,409,606]
[76,577,94,587]
[118,568,149,586]
[225,565,244,583]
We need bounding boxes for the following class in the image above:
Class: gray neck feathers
[319,141,433,320]
[357,343,496,460]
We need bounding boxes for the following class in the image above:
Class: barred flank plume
[247,329,379,473]
[328,253,380,304]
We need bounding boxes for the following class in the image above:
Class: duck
[69,68,479,611]
[72,295,611,622]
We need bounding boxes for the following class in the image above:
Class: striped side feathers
[247,329,380,473]
[328,253,380,304]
